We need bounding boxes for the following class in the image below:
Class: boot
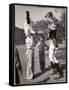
[50,62,57,74]
[55,63,64,79]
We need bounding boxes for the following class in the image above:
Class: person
[25,29,35,80]
[39,35,46,73]
[24,11,35,80]
[24,11,35,37]
[45,12,63,79]
[35,31,47,73]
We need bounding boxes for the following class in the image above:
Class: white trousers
[49,40,58,64]
[26,49,33,80]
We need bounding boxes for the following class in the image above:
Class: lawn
[15,42,67,85]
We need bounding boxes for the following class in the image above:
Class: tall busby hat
[26,11,30,18]
[26,11,30,24]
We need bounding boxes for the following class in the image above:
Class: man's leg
[49,41,57,74]
[31,50,34,79]
[39,51,43,72]
[42,51,45,73]
[52,49,63,79]
[26,51,33,80]
[49,45,55,63]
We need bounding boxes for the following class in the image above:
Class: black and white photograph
[9,4,67,86]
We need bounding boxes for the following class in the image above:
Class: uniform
[24,11,35,79]
[48,20,58,63]
[26,36,34,80]
[36,35,45,73]
[45,12,64,78]
[24,21,35,37]
[48,19,63,78]
[24,11,35,37]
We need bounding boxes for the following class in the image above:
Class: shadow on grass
[37,77,50,84]
[34,63,66,79]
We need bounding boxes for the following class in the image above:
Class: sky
[15,5,65,29]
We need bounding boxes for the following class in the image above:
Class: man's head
[39,34,45,41]
[45,12,54,23]
[45,12,53,18]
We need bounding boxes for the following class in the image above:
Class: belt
[27,48,34,50]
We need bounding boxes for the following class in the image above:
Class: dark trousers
[50,62,63,76]
[31,50,34,75]
[39,51,45,72]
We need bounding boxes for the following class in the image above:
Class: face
[47,16,53,23]
[40,36,43,41]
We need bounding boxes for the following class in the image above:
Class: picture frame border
[9,3,68,86]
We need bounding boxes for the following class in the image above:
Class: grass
[15,43,67,85]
